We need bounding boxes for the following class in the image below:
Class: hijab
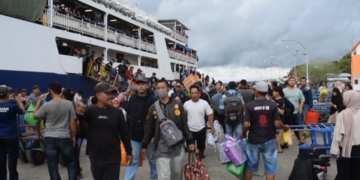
[336,81,343,93]
[330,88,344,114]
[340,90,360,157]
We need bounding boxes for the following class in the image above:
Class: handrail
[112,71,119,87]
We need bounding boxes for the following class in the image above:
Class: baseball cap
[136,75,149,83]
[0,86,9,96]
[175,82,181,87]
[255,81,268,93]
[21,89,27,92]
[94,83,117,93]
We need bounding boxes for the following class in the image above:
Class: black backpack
[117,64,128,75]
[284,97,295,118]
[223,92,243,124]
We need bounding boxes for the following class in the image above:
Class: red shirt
[125,70,133,79]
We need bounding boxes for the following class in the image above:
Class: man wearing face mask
[75,83,133,180]
[142,79,195,180]
[125,75,158,180]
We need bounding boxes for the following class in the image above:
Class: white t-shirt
[184,99,212,132]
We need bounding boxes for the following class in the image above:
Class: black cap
[136,75,148,83]
[33,85,40,90]
[0,86,9,96]
[193,81,202,86]
[94,83,117,93]
[21,89,27,92]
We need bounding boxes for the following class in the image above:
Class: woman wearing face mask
[328,88,345,123]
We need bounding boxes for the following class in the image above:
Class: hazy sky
[127,0,360,81]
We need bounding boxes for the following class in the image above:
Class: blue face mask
[158,90,168,98]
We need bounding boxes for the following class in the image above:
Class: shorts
[291,113,303,126]
[188,127,206,150]
[245,138,277,175]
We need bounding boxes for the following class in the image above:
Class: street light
[270,55,282,79]
[282,39,309,84]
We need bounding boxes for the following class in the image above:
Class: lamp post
[282,39,309,84]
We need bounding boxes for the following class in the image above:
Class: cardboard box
[183,74,201,91]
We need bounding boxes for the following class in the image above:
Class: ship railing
[175,32,188,44]
[108,29,142,50]
[140,40,156,53]
[49,10,105,39]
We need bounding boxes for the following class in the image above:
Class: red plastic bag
[305,111,320,125]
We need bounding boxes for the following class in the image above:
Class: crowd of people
[1,73,360,180]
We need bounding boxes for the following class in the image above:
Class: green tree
[336,53,351,73]
[287,59,340,84]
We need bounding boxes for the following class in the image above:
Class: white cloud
[127,0,360,80]
[197,66,290,83]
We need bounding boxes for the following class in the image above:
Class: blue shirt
[0,102,24,138]
[219,89,245,110]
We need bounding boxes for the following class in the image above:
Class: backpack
[117,64,128,75]
[223,92,243,124]
[284,97,295,118]
[154,101,183,147]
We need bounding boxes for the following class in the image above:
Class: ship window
[141,57,158,69]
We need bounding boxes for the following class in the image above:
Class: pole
[294,50,298,77]
[281,39,309,85]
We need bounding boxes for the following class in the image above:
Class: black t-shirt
[200,92,210,104]
[78,105,132,163]
[274,98,285,122]
[244,99,280,144]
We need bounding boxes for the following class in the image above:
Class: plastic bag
[217,141,232,164]
[121,143,143,166]
[226,138,248,180]
[213,120,223,141]
[207,132,216,152]
[280,129,293,146]
[224,137,247,167]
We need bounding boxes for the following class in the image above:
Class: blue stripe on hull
[0,70,98,98]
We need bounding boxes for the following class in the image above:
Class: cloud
[127,0,360,81]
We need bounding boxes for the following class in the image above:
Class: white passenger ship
[0,0,198,97]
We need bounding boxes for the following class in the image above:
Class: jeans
[225,123,242,137]
[125,141,157,180]
[0,137,19,180]
[302,104,310,124]
[44,137,77,180]
[246,138,277,175]
[73,136,81,176]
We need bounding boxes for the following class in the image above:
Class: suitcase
[299,144,330,166]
